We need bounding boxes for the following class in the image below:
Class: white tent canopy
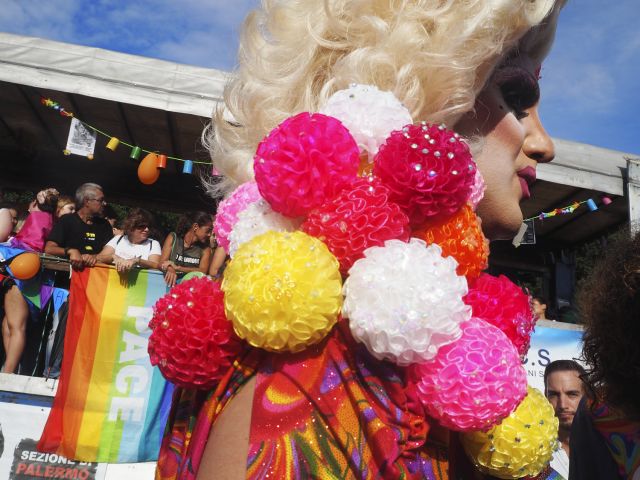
[0,31,635,195]
[0,32,227,118]
[0,32,637,241]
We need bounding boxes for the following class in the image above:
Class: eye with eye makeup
[493,65,540,120]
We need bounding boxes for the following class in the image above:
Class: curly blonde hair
[205,0,564,196]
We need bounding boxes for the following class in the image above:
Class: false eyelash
[493,65,540,118]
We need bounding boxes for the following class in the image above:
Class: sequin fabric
[155,322,449,479]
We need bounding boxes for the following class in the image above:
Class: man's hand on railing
[81,254,98,268]
[67,249,84,270]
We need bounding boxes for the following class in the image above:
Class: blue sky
[1,0,638,154]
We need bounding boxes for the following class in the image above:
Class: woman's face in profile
[195,223,213,243]
[455,53,554,240]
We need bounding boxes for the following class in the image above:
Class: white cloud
[153,30,238,69]
[542,61,616,115]
[539,0,638,138]
[0,0,257,69]
[617,30,640,64]
[0,0,82,42]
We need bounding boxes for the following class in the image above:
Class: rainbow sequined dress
[155,321,449,480]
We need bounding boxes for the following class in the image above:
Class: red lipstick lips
[517,166,536,199]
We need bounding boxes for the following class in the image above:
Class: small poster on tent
[10,438,99,479]
[65,118,96,157]
[0,401,105,480]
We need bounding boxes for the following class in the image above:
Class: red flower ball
[302,178,411,275]
[148,277,242,389]
[254,112,360,218]
[413,204,489,282]
[463,274,535,356]
[373,122,475,226]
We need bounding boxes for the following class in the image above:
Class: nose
[557,393,569,410]
[522,105,555,164]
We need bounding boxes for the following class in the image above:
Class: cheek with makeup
[456,59,545,240]
[456,85,526,240]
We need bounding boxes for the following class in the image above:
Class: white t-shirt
[550,446,569,479]
[106,235,161,261]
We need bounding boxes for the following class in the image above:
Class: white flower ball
[343,238,470,366]
[320,84,412,160]
[228,199,301,257]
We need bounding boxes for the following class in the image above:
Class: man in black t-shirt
[45,183,113,269]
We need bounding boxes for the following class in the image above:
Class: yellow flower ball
[460,386,559,479]
[222,230,343,352]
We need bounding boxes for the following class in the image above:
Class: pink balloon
[0,209,13,242]
[214,182,261,252]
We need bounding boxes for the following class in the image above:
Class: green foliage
[575,225,625,286]
[0,189,36,215]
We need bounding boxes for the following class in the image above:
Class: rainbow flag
[38,266,174,463]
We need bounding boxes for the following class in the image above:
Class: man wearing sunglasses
[45,183,113,269]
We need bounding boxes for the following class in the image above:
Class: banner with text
[523,322,584,392]
[38,267,173,463]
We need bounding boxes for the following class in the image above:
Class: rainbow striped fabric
[38,266,173,463]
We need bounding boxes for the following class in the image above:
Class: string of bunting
[512,198,604,247]
[40,97,213,184]
[524,198,598,222]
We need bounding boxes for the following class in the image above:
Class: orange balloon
[9,252,41,280]
[138,153,161,185]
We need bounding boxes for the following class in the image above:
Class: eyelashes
[493,65,540,119]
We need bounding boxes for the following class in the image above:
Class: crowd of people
[0,182,227,374]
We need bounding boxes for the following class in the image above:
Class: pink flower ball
[413,317,527,432]
[373,123,476,226]
[214,182,261,251]
[148,277,243,389]
[302,178,411,275]
[253,112,360,218]
[464,273,536,356]
[469,167,486,210]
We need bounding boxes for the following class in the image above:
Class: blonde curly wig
[204,0,565,196]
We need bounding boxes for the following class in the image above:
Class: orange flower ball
[413,204,488,282]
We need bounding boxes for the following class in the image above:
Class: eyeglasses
[89,197,106,204]
[135,224,150,230]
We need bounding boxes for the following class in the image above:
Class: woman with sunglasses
[96,208,161,273]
